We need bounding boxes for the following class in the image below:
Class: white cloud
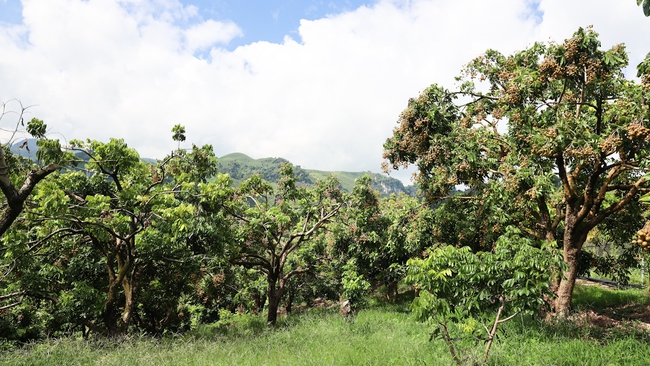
[184,19,242,53]
[1,0,649,185]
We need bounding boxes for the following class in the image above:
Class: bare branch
[0,290,25,301]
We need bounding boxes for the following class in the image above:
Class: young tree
[383,27,650,316]
[171,124,186,150]
[406,228,560,365]
[227,164,343,324]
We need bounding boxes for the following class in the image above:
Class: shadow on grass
[190,313,268,340]
[498,285,650,345]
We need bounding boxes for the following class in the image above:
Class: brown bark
[284,289,294,314]
[386,281,399,302]
[266,287,280,324]
[554,212,589,317]
[102,280,121,335]
[121,271,135,331]
[555,248,580,317]
[119,233,138,332]
[483,298,505,365]
[266,275,285,324]
[0,145,59,237]
[101,237,136,335]
[253,293,266,313]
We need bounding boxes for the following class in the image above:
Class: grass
[0,306,447,366]
[573,283,650,310]
[2,286,650,365]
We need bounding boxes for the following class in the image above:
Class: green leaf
[26,118,47,138]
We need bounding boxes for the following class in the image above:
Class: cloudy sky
[1,0,649,183]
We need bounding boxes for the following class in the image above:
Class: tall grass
[0,306,452,366]
[2,286,650,365]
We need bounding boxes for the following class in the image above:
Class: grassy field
[2,285,650,365]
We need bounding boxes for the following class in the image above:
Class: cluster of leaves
[0,130,238,339]
[0,120,359,339]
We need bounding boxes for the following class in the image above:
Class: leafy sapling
[406,227,562,365]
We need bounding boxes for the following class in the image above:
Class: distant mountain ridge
[218,152,417,196]
[8,138,39,160]
[6,140,416,196]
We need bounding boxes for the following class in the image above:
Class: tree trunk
[119,238,138,333]
[120,271,136,333]
[266,276,284,325]
[253,293,266,313]
[285,289,294,314]
[102,280,121,335]
[387,281,399,302]
[555,247,580,317]
[267,293,280,325]
[102,244,134,335]
[554,215,588,317]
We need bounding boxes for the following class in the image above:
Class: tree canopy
[226,164,344,324]
[383,26,650,315]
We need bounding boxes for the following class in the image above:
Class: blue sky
[183,0,374,48]
[0,0,21,24]
[0,0,648,183]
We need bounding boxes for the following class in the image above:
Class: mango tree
[383,27,650,316]
[227,164,343,324]
[0,103,74,318]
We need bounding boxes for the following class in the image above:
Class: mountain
[9,138,39,160]
[218,153,417,196]
[5,141,417,196]
[9,138,158,165]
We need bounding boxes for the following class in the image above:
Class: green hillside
[218,152,416,196]
[5,143,415,196]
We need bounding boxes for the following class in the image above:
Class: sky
[0,0,649,184]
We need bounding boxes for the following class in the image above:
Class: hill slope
[4,141,416,196]
[218,153,416,196]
